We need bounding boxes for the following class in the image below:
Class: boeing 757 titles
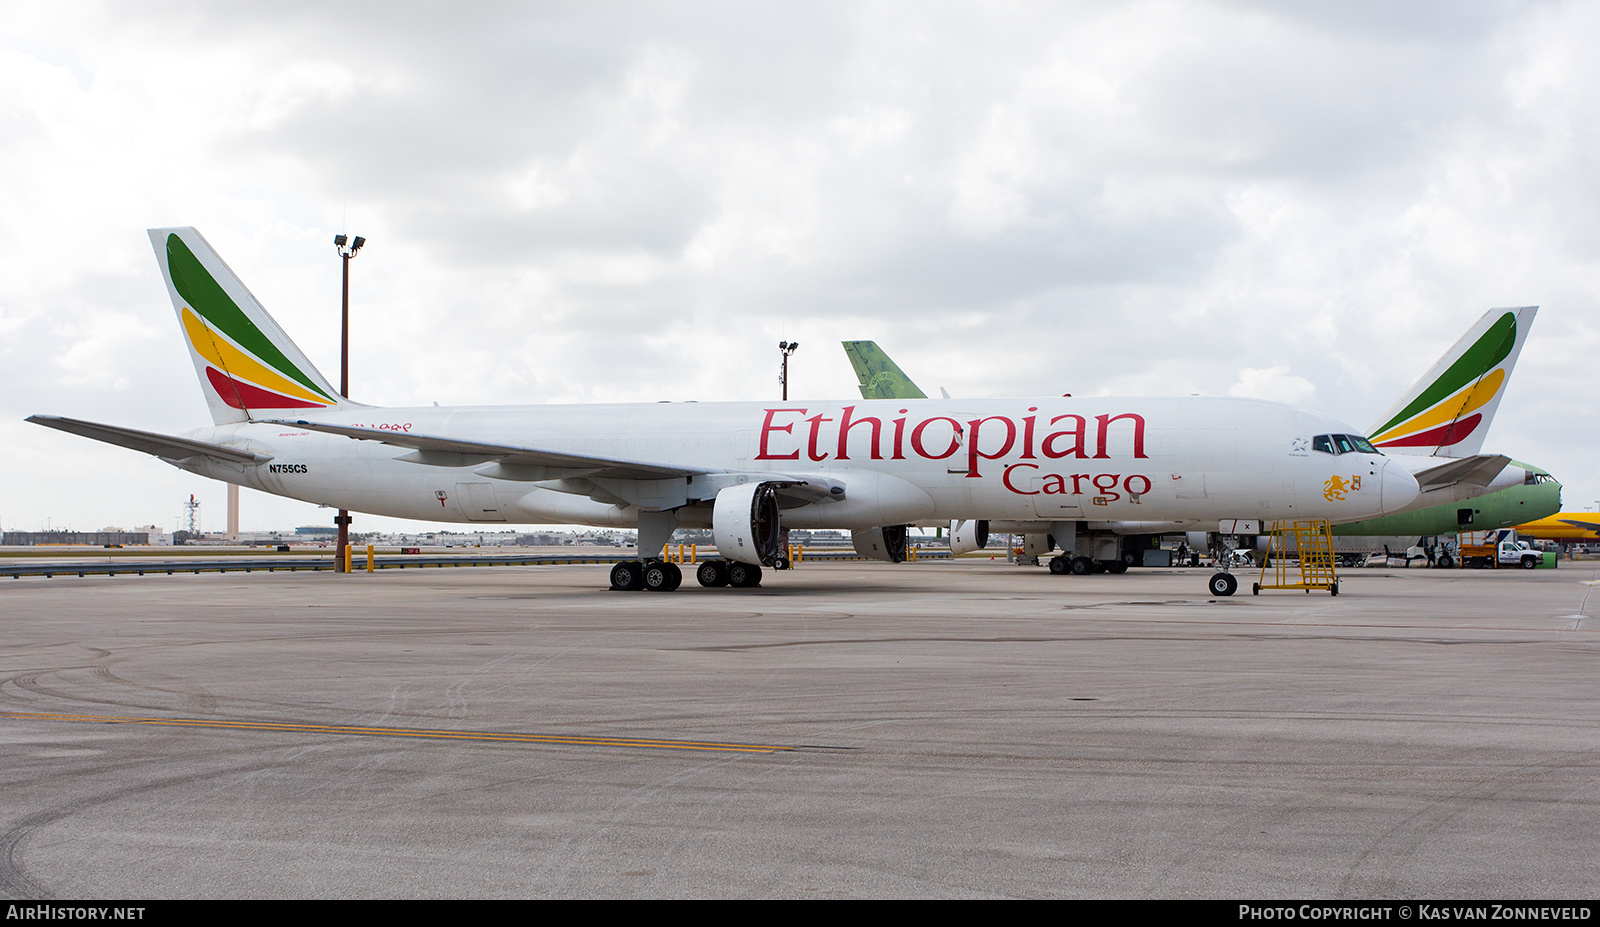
[29,227,1423,595]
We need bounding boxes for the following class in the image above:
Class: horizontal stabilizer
[265,419,712,481]
[27,415,272,464]
[1409,454,1510,491]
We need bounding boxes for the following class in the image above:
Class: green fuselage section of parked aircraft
[1330,462,1560,537]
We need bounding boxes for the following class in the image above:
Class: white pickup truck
[1459,530,1544,570]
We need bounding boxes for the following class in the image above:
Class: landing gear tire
[727,562,763,588]
[1121,551,1137,568]
[697,560,729,588]
[642,562,670,591]
[610,561,642,591]
[1048,556,1069,575]
[1069,556,1094,576]
[1106,560,1128,575]
[642,561,683,592]
[1208,572,1238,597]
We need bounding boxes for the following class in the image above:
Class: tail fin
[149,227,347,425]
[1367,306,1536,457]
[842,340,928,400]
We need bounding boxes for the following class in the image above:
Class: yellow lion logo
[1323,475,1350,501]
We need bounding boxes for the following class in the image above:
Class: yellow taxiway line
[2,710,793,754]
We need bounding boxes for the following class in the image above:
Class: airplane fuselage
[172,396,1416,531]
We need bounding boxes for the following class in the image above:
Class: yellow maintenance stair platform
[1253,519,1339,596]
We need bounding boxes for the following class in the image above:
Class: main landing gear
[1046,556,1127,575]
[694,559,764,589]
[610,560,683,592]
[609,559,765,591]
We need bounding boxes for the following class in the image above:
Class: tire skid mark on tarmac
[0,807,57,900]
[1,710,839,755]
[1,667,211,717]
[91,658,220,715]
[0,751,300,901]
[1336,745,1600,896]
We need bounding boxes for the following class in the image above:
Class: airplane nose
[1379,459,1419,512]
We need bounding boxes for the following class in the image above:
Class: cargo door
[1030,477,1084,519]
[455,482,506,522]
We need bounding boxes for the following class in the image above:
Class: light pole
[779,340,798,401]
[334,233,365,571]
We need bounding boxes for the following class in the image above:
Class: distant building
[3,531,151,546]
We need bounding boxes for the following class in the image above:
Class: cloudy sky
[2,1,1596,535]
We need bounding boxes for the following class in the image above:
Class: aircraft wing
[26,415,273,464]
[1558,518,1600,533]
[265,419,711,481]
[1406,454,1511,491]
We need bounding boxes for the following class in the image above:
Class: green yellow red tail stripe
[1366,307,1534,457]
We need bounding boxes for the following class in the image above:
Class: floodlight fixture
[778,340,799,400]
[332,232,366,571]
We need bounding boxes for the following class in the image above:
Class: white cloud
[1,1,1595,531]
[1227,366,1318,408]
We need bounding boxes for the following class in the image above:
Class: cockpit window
[1313,434,1383,456]
[1525,471,1558,485]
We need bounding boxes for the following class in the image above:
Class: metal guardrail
[2,548,950,579]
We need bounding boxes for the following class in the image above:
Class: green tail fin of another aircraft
[842,341,928,401]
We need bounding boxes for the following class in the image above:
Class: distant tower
[184,494,201,537]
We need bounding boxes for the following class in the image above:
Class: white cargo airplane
[855,305,1547,572]
[28,227,1421,596]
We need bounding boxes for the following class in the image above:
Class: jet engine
[852,525,908,563]
[712,482,784,566]
[949,519,990,555]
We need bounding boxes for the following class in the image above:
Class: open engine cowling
[949,519,990,555]
[852,525,909,563]
[712,482,784,566]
